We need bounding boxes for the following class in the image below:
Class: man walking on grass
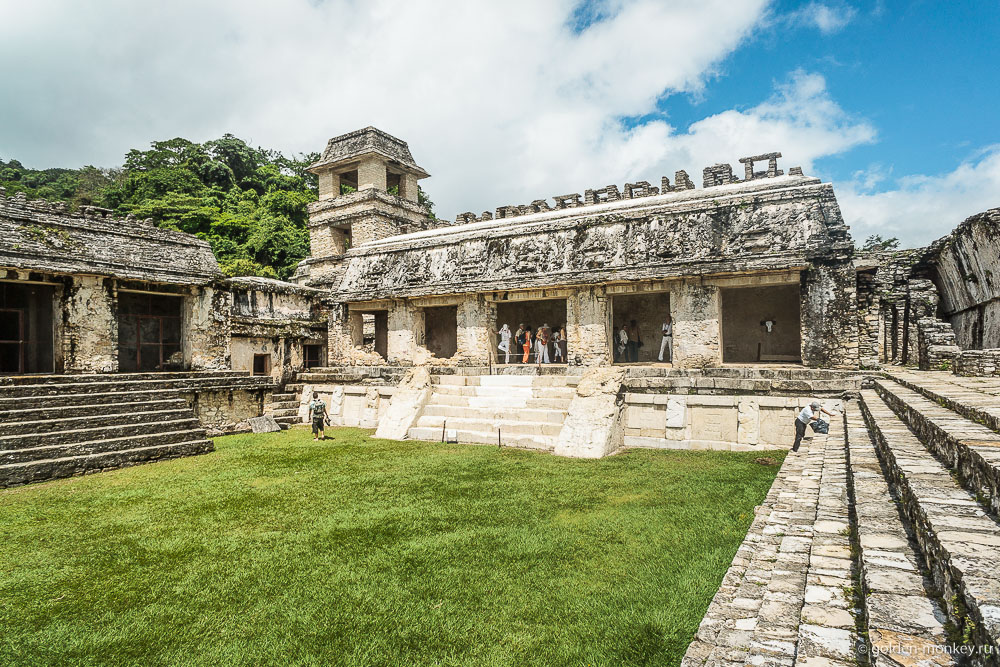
[308,392,328,441]
[792,400,836,452]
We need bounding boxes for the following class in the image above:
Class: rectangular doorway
[252,353,272,376]
[611,292,671,364]
[721,284,801,363]
[424,306,458,359]
[118,292,183,372]
[303,344,324,369]
[495,298,568,364]
[0,282,55,374]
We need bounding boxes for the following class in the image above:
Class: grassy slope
[0,429,784,667]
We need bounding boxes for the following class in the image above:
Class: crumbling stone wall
[183,287,231,370]
[62,275,117,373]
[952,349,1000,376]
[916,318,960,371]
[922,208,1000,349]
[671,280,720,368]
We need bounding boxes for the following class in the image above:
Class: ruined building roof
[332,173,854,301]
[308,126,429,177]
[0,190,221,285]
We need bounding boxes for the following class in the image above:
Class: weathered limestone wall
[183,286,231,370]
[62,275,116,373]
[623,394,844,451]
[298,383,395,428]
[952,349,1000,376]
[671,280,720,368]
[800,262,858,369]
[184,387,270,434]
[925,208,1000,349]
[456,295,494,364]
[566,286,611,366]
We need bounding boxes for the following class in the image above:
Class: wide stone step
[425,393,571,410]
[874,378,1000,518]
[0,418,201,450]
[407,426,553,451]
[270,408,299,418]
[888,369,1000,435]
[432,375,581,387]
[0,408,193,436]
[860,390,1000,654]
[0,371,247,387]
[0,376,273,399]
[844,406,957,663]
[415,415,563,437]
[0,398,189,424]
[420,404,567,424]
[0,389,183,411]
[270,400,299,410]
[0,428,209,465]
[285,383,305,394]
[431,384,575,399]
[0,439,213,488]
[270,393,297,402]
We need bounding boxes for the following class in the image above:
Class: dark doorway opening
[495,299,568,364]
[303,344,324,369]
[0,282,55,374]
[424,306,458,359]
[118,292,183,372]
[252,353,271,376]
[359,311,388,359]
[610,292,671,364]
[721,284,801,363]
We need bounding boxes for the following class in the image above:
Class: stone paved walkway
[682,416,855,666]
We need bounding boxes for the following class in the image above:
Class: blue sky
[1,0,998,246]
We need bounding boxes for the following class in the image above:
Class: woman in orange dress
[522,325,533,363]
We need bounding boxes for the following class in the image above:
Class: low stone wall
[952,349,1000,376]
[916,317,960,371]
[623,393,844,451]
[297,383,396,428]
[183,386,272,435]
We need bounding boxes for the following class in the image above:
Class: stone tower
[296,127,434,287]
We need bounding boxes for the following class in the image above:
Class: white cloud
[786,2,857,34]
[837,146,1000,247]
[0,0,876,223]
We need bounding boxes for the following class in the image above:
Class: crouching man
[793,400,836,452]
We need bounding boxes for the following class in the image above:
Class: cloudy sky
[1,0,998,246]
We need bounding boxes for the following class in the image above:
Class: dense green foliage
[2,137,435,280]
[0,428,783,666]
[860,234,901,253]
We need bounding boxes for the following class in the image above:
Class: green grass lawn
[0,428,784,667]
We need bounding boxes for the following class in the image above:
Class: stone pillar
[327,303,354,364]
[672,280,721,368]
[184,286,231,370]
[399,173,419,203]
[317,170,340,200]
[387,300,424,364]
[566,286,610,366]
[456,294,494,364]
[800,263,859,369]
[62,275,117,373]
[357,157,387,192]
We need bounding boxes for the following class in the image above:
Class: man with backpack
[308,392,329,441]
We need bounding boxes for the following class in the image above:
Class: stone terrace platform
[682,369,1000,665]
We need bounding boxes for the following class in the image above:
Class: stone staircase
[407,374,581,450]
[0,371,267,488]
[266,389,301,428]
[685,368,1000,664]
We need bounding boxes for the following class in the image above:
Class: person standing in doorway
[792,401,836,452]
[616,323,628,362]
[497,323,512,364]
[308,392,328,441]
[552,326,564,363]
[521,325,533,363]
[626,319,641,362]
[659,315,673,363]
[537,323,551,365]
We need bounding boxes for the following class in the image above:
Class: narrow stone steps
[430,384,576,399]
[420,404,567,424]
[432,375,582,387]
[888,369,1000,435]
[0,428,209,465]
[860,389,1000,655]
[0,398,190,424]
[0,418,201,450]
[270,408,299,418]
[406,426,553,451]
[0,408,194,436]
[874,378,1000,517]
[844,405,957,664]
[0,371,248,387]
[0,439,213,487]
[270,400,299,410]
[270,393,297,402]
[414,415,563,437]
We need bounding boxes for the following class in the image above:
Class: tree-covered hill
[1,135,434,280]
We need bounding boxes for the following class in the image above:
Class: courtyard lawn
[0,428,784,667]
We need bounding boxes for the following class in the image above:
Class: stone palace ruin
[3,126,1000,662]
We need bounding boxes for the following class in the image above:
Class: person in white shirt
[658,316,673,363]
[497,323,512,364]
[616,325,628,362]
[793,401,836,452]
